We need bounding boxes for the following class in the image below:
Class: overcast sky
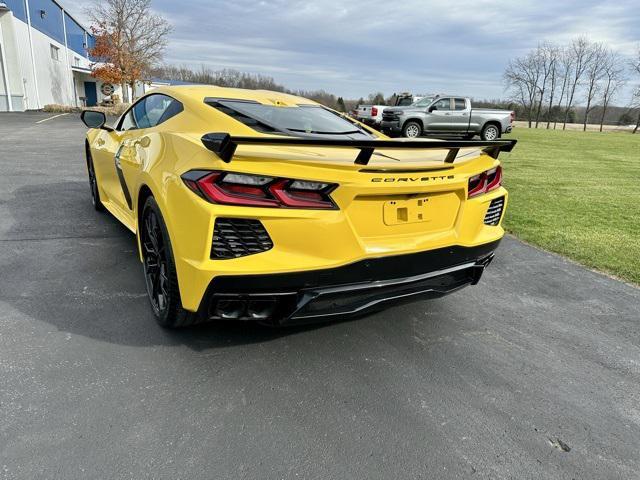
[67,0,639,101]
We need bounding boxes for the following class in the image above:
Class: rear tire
[86,149,104,212]
[480,123,500,141]
[402,121,422,138]
[140,196,198,328]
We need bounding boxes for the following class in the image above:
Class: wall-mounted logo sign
[100,83,115,96]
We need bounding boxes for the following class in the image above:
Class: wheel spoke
[158,269,169,310]
[151,269,160,299]
[143,240,157,256]
[145,260,159,274]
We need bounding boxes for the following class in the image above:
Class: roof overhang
[71,66,93,74]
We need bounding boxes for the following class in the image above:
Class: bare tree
[562,37,593,129]
[598,51,626,132]
[87,0,172,102]
[504,51,542,127]
[367,92,386,105]
[632,88,640,134]
[581,42,608,131]
[632,46,640,134]
[552,45,574,129]
[542,43,561,129]
[533,43,557,128]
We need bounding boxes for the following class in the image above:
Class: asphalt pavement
[1,112,639,479]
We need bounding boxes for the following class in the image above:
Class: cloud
[64,0,639,100]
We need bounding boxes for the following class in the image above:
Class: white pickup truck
[381,96,515,140]
[355,93,424,128]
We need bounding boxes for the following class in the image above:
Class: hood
[383,105,420,114]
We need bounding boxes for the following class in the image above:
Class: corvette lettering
[371,175,455,182]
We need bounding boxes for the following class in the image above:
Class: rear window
[208,100,371,136]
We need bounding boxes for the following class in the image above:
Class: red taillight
[468,166,502,198]
[181,171,338,209]
[510,111,515,123]
[371,106,378,117]
[485,166,502,191]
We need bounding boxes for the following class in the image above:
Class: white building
[0,0,124,111]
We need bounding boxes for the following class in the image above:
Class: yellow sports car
[81,86,515,328]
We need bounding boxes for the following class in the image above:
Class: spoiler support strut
[201,133,517,165]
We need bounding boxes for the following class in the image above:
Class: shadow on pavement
[0,181,332,349]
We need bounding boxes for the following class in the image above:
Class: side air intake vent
[484,196,505,226]
[212,218,273,259]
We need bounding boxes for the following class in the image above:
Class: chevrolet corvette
[80,86,515,327]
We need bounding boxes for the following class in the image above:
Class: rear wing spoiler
[201,133,517,165]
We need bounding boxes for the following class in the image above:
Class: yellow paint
[86,86,508,311]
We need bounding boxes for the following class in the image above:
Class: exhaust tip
[247,299,277,320]
[208,295,282,321]
[212,299,246,319]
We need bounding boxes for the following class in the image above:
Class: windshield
[217,101,366,135]
[412,97,435,107]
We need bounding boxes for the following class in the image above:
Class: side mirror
[81,110,107,129]
[428,105,437,113]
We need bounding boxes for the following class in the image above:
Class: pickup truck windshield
[412,97,435,107]
[215,101,367,135]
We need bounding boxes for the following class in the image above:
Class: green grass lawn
[500,127,640,285]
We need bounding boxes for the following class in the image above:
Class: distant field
[500,127,640,285]
[512,120,636,133]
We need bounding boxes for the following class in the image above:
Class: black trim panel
[114,145,133,209]
[196,241,502,326]
[195,241,501,325]
[207,240,500,293]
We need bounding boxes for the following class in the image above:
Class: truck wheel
[481,124,500,141]
[402,121,422,138]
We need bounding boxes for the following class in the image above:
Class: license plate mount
[383,197,432,226]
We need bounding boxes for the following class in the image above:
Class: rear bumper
[196,240,500,325]
[360,118,380,127]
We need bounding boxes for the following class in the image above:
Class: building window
[50,45,60,61]
[74,57,80,67]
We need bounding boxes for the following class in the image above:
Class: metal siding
[4,0,28,22]
[64,12,86,57]
[27,0,64,44]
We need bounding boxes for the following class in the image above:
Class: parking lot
[1,112,639,479]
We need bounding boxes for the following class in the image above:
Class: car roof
[151,85,318,107]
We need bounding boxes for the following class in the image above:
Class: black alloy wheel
[140,196,197,328]
[87,151,104,211]
[142,207,170,316]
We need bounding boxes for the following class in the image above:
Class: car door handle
[444,112,452,116]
